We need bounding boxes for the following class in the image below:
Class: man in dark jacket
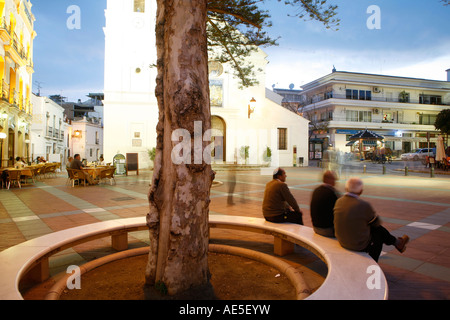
[310,170,340,237]
[262,168,303,224]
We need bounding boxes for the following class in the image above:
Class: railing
[47,127,53,138]
[0,19,11,35]
[305,93,449,106]
[1,80,9,102]
[313,116,436,126]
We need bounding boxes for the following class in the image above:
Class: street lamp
[248,97,256,119]
[0,132,6,168]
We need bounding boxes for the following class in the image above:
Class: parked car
[401,148,435,161]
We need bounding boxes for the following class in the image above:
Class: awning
[349,129,384,141]
[346,141,356,147]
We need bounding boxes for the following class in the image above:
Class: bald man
[334,177,409,262]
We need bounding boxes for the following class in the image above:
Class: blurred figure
[227,170,236,206]
[14,157,27,169]
[310,171,340,237]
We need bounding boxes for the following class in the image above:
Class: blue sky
[30,0,450,101]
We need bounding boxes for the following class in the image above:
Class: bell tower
[103,0,158,168]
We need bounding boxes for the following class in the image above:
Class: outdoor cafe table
[0,167,35,186]
[82,167,109,180]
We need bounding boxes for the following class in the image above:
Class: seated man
[334,177,409,262]
[70,154,98,185]
[262,168,303,224]
[310,170,340,237]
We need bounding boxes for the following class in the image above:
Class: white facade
[300,71,450,157]
[70,117,103,163]
[103,0,158,167]
[103,0,309,169]
[30,94,70,163]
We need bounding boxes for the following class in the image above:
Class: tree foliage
[206,0,339,87]
[435,109,450,136]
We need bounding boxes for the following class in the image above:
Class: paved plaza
[0,162,449,300]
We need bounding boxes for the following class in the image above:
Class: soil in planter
[59,252,297,300]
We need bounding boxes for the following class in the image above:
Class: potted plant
[147,147,156,169]
[240,146,250,164]
[263,146,272,165]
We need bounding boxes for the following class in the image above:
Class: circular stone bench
[0,215,388,300]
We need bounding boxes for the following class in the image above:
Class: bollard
[363,165,366,174]
[430,167,434,178]
[405,166,408,176]
[382,165,386,175]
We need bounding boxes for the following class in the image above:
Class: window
[346,89,372,100]
[419,114,437,125]
[346,110,372,122]
[278,128,287,150]
[134,0,145,12]
[359,111,372,122]
[419,95,442,105]
[346,110,359,122]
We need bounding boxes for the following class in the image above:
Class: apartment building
[299,70,450,158]
[0,0,36,166]
[30,94,70,163]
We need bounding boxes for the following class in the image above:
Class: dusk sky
[31,0,450,102]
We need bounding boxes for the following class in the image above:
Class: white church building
[102,0,309,170]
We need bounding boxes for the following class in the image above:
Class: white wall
[103,0,309,169]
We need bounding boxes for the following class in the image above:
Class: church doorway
[211,116,226,163]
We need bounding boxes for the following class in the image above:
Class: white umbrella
[436,135,446,162]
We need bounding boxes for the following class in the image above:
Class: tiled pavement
[0,165,449,300]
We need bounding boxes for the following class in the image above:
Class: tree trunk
[145,0,214,296]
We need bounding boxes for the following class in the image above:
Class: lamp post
[0,132,6,168]
[25,139,30,164]
[248,97,256,119]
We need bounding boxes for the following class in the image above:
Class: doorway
[211,116,226,162]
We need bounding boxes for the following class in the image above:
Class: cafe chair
[7,170,21,189]
[100,167,116,185]
[68,169,86,187]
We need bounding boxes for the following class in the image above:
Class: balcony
[1,80,9,102]
[4,36,27,67]
[312,116,437,132]
[0,20,11,43]
[304,93,450,108]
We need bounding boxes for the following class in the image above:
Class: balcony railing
[313,116,437,126]
[305,93,450,106]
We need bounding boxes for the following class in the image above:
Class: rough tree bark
[145,0,215,296]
